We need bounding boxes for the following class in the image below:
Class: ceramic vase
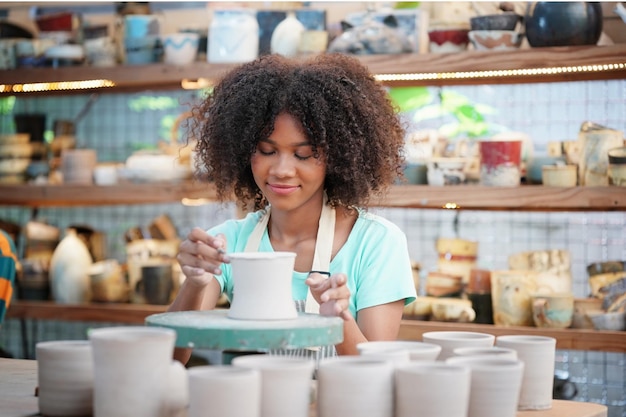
[232,354,314,417]
[209,9,259,63]
[396,362,471,417]
[36,340,94,417]
[227,252,298,320]
[50,228,93,304]
[270,12,305,57]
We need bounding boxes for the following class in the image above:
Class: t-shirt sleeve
[351,215,417,312]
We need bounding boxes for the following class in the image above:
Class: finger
[187,229,227,253]
[320,283,350,303]
[177,252,222,275]
[305,272,330,289]
[181,265,209,277]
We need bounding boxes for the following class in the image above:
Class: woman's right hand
[177,227,229,287]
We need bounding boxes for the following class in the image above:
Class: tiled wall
[1,79,625,416]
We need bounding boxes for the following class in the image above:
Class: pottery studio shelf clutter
[1,183,625,211]
[1,44,625,95]
[7,300,626,354]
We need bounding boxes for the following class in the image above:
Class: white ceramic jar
[208,9,259,63]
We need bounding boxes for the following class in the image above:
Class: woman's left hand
[306,272,352,321]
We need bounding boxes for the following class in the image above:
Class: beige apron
[243,193,336,314]
[243,194,337,361]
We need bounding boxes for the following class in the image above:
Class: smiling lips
[268,183,299,195]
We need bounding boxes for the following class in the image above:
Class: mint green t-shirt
[209,209,417,319]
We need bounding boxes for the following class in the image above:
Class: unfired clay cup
[446,356,524,417]
[395,362,471,417]
[188,365,261,417]
[423,331,495,361]
[496,335,556,410]
[317,356,394,417]
[36,340,94,417]
[232,354,314,417]
[357,340,441,362]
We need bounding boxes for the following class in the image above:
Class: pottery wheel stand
[145,309,343,364]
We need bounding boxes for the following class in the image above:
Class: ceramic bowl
[470,12,522,31]
[404,296,437,319]
[0,142,33,158]
[608,147,626,164]
[469,30,523,51]
[608,147,626,186]
[542,164,577,187]
[587,261,626,277]
[588,311,626,331]
[0,157,30,175]
[428,28,469,53]
[0,133,29,145]
[430,298,475,323]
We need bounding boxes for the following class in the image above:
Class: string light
[0,79,115,93]
[374,62,626,83]
[1,61,624,93]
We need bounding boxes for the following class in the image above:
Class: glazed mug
[532,292,574,328]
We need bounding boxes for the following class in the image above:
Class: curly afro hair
[192,53,406,211]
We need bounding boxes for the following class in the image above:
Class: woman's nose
[270,153,296,177]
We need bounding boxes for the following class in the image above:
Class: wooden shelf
[7,301,624,353]
[6,300,167,324]
[1,45,625,94]
[0,181,217,207]
[1,183,624,211]
[398,319,626,353]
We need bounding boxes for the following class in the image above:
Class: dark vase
[525,2,603,47]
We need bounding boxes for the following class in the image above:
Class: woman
[169,53,416,364]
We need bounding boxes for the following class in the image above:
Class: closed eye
[256,148,314,161]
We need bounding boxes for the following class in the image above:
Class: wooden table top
[0,358,607,417]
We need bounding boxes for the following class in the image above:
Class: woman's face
[251,112,326,212]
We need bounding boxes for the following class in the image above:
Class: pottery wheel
[145,309,343,351]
